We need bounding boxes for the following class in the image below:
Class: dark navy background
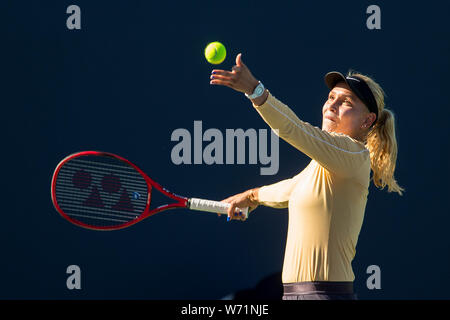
[2,0,449,299]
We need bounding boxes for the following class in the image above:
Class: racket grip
[188,198,249,220]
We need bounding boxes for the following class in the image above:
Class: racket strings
[54,155,149,228]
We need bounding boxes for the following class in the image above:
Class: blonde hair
[347,71,404,195]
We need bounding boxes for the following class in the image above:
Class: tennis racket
[51,151,249,231]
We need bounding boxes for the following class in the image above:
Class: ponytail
[348,71,404,195]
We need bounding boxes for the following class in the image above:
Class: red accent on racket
[51,151,248,231]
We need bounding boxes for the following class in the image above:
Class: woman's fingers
[210,75,237,90]
[221,198,236,221]
[229,202,246,221]
[236,53,244,67]
[211,69,234,77]
[227,202,236,221]
[210,78,234,89]
[210,74,243,91]
[221,191,249,222]
[210,72,236,85]
[224,201,244,221]
[211,69,242,82]
[210,74,232,82]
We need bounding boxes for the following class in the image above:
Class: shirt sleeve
[257,172,303,209]
[253,92,370,177]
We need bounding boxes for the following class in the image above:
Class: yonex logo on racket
[71,169,135,212]
[170,121,279,175]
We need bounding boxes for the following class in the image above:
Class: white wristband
[245,81,265,100]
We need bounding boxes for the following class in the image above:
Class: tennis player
[211,53,404,300]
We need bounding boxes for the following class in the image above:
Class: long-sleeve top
[254,92,371,283]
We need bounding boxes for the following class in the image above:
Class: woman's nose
[327,101,338,113]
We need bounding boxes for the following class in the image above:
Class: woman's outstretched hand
[210,53,260,95]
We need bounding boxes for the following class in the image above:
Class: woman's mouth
[325,114,337,122]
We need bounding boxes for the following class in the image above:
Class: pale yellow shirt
[254,92,371,283]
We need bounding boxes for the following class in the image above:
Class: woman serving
[212,54,404,300]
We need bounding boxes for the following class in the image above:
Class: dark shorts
[282,281,357,300]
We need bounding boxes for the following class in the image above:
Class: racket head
[51,151,187,231]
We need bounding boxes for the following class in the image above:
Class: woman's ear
[362,112,377,128]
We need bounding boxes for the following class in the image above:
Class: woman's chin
[322,123,337,133]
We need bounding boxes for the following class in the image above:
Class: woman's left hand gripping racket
[51,151,249,231]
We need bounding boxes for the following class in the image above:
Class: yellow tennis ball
[204,42,226,64]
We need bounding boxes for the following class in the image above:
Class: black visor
[324,71,378,124]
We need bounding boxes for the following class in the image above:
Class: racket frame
[51,151,189,231]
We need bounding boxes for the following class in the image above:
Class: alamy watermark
[366,264,381,290]
[66,5,81,30]
[170,121,279,175]
[366,5,381,30]
[66,264,81,290]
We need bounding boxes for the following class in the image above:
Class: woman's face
[322,82,376,140]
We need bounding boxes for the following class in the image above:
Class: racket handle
[188,198,249,220]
